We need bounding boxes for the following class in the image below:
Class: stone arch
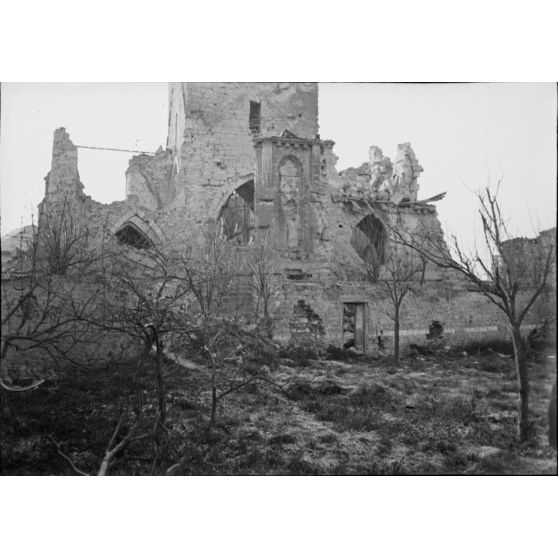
[351,213,387,280]
[217,175,255,207]
[111,210,163,249]
[218,178,255,244]
[115,222,153,249]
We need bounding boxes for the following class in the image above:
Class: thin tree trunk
[155,343,166,426]
[206,346,218,434]
[209,384,217,432]
[548,381,557,449]
[255,296,260,322]
[511,324,530,442]
[98,457,111,476]
[394,304,400,366]
[152,341,168,473]
[134,356,145,414]
[263,298,272,338]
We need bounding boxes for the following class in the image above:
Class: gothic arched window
[219,179,255,244]
[115,222,154,250]
[350,214,387,280]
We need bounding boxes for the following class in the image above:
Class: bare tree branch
[386,183,555,441]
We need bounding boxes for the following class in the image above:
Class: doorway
[343,302,366,352]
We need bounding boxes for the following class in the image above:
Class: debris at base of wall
[426,320,444,339]
[289,300,324,337]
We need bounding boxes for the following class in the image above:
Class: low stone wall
[268,278,549,352]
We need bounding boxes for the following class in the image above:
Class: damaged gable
[44,128,85,200]
[125,149,174,211]
[30,83,544,354]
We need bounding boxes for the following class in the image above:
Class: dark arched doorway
[218,179,255,245]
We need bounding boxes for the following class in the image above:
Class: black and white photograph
[1,2,556,557]
[2,81,555,476]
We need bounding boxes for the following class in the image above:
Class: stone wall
[254,134,327,259]
[125,148,174,211]
[28,85,554,357]
[166,83,319,226]
[44,128,85,200]
[267,278,546,351]
[1,274,143,369]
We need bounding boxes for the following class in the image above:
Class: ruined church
[38,83,548,351]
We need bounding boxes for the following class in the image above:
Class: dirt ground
[1,348,556,475]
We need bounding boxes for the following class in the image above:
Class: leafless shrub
[389,182,555,441]
[49,410,151,476]
[367,245,426,365]
[247,229,279,333]
[1,210,105,388]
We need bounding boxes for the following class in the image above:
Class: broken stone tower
[36,83,547,352]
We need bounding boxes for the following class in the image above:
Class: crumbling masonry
[37,83,549,352]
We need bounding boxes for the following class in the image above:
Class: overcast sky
[1,83,556,248]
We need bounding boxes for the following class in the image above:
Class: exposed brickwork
[125,149,174,210]
[289,299,325,338]
[164,83,319,229]
[30,85,554,355]
[44,128,84,200]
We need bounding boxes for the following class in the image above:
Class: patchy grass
[1,349,556,475]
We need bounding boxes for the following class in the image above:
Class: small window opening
[249,101,261,134]
[286,269,312,281]
[115,223,153,250]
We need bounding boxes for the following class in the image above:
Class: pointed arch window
[115,222,154,250]
[219,179,255,244]
[350,214,387,281]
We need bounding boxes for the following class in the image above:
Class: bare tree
[170,222,280,433]
[49,410,151,476]
[390,184,555,441]
[171,221,244,431]
[369,246,425,365]
[1,213,102,389]
[247,229,278,336]
[77,240,197,473]
[174,221,239,321]
[92,243,188,428]
[37,196,99,276]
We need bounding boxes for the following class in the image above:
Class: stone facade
[165,83,319,226]
[34,83,551,353]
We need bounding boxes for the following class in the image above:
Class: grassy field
[1,346,556,475]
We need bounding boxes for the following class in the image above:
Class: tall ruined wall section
[499,228,556,331]
[304,140,454,284]
[40,128,101,233]
[33,86,550,355]
[44,128,85,200]
[164,82,319,231]
[39,128,166,253]
[125,149,175,211]
[262,134,480,348]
